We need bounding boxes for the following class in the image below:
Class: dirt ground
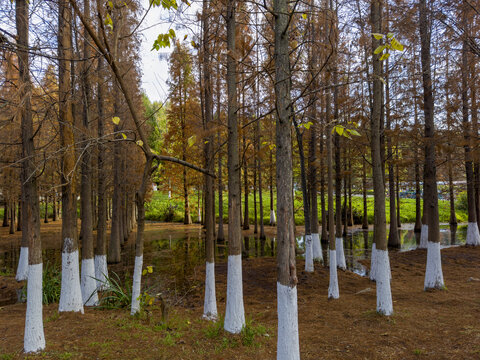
[0,222,479,359]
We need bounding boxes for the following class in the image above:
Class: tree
[370,0,393,315]
[224,0,245,334]
[16,0,45,351]
[273,0,300,357]
[58,0,84,314]
[419,0,445,289]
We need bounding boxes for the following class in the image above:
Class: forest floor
[0,222,479,359]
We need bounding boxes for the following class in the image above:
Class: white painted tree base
[419,224,428,249]
[81,258,98,306]
[24,263,45,353]
[16,246,29,281]
[376,250,393,315]
[94,254,109,290]
[369,243,377,281]
[270,210,276,225]
[312,233,323,262]
[130,255,143,315]
[276,282,300,360]
[328,250,339,299]
[466,222,480,246]
[424,241,445,290]
[203,261,218,320]
[335,237,346,270]
[224,255,245,333]
[304,234,314,272]
[59,246,84,314]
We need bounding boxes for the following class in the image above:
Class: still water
[0,224,467,279]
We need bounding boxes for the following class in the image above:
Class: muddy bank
[0,240,479,359]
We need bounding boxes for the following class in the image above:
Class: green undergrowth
[146,191,468,226]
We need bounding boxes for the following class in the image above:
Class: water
[0,224,468,281]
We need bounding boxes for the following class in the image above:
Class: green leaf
[349,129,361,136]
[372,33,384,40]
[169,28,175,37]
[386,32,394,39]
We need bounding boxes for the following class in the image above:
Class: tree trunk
[386,60,399,248]
[224,0,245,334]
[362,159,369,229]
[16,0,45,350]
[370,0,393,314]
[58,0,83,313]
[274,0,300,357]
[95,43,108,289]
[202,0,218,320]
[420,0,446,288]
[2,202,8,227]
[79,0,98,307]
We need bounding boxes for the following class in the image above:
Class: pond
[0,223,467,288]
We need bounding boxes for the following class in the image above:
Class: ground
[0,222,479,359]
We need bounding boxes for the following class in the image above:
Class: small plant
[21,261,61,305]
[413,349,424,356]
[0,268,14,277]
[241,319,268,347]
[96,272,132,309]
[204,316,224,339]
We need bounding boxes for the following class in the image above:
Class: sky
[138,0,198,103]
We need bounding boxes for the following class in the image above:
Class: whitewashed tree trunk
[312,233,322,262]
[270,210,276,225]
[328,250,339,299]
[24,264,45,353]
[130,255,143,315]
[424,241,445,290]
[16,246,29,281]
[369,242,377,281]
[203,261,218,320]
[304,234,314,272]
[335,237,346,270]
[419,224,428,249]
[224,255,245,333]
[376,249,393,315]
[277,282,300,360]
[59,243,84,313]
[466,222,480,245]
[81,258,98,306]
[94,254,109,290]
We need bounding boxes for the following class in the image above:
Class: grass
[20,261,61,305]
[145,191,468,226]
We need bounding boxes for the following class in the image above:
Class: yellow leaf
[142,269,147,276]
[149,298,154,305]
[349,129,361,136]
[379,76,386,85]
[136,140,144,147]
[303,121,313,130]
[379,52,390,61]
[122,133,127,139]
[334,125,344,136]
[302,13,307,19]
[183,34,188,40]
[187,135,196,147]
[386,32,394,39]
[374,45,387,54]
[390,38,404,51]
[147,266,153,273]
[112,116,120,125]
[372,33,384,40]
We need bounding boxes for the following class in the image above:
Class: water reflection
[0,224,469,281]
